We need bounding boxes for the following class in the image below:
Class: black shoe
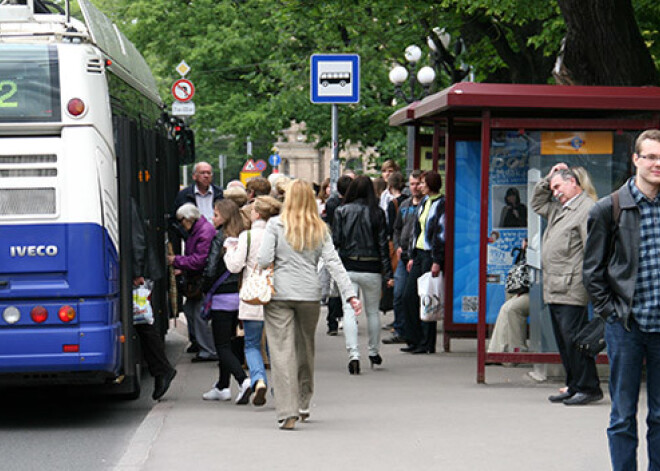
[563,391,604,406]
[152,368,177,400]
[400,345,416,353]
[326,329,338,336]
[412,347,433,354]
[348,359,360,375]
[186,343,200,354]
[383,335,406,344]
[369,354,382,368]
[191,354,218,363]
[548,391,574,403]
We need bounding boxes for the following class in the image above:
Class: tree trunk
[557,0,658,86]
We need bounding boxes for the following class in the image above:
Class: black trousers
[402,249,437,352]
[210,310,247,390]
[326,296,342,331]
[134,323,172,377]
[548,303,601,395]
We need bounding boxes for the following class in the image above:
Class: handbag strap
[209,270,231,294]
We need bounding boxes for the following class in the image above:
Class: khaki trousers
[264,300,320,421]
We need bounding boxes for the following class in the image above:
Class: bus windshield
[0,44,60,122]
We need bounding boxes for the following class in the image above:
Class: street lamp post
[389,31,471,174]
[389,46,436,175]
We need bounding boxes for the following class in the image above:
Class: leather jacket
[583,181,639,331]
[202,227,240,294]
[332,201,393,280]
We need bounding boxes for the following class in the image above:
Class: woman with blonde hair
[571,166,598,201]
[224,196,282,407]
[258,179,361,430]
[201,199,252,405]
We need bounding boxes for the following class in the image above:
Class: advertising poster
[486,132,529,323]
[452,133,529,325]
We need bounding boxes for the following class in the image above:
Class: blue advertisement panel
[452,134,529,324]
[452,141,481,324]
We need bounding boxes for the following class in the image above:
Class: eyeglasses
[638,154,660,162]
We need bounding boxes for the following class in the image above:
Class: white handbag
[239,265,275,305]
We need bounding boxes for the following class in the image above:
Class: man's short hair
[381,159,400,173]
[635,129,660,154]
[246,177,271,197]
[337,175,353,196]
[387,171,405,191]
[410,169,423,180]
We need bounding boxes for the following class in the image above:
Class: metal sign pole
[330,104,340,193]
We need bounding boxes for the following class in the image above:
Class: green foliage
[88,0,657,178]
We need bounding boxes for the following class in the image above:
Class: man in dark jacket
[583,129,660,471]
[384,170,422,344]
[323,174,353,335]
[132,200,177,400]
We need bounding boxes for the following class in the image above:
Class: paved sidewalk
[116,310,649,471]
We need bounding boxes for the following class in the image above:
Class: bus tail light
[58,305,76,323]
[31,306,48,323]
[63,345,79,353]
[3,306,20,324]
[67,98,86,117]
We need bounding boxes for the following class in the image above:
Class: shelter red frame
[389,82,660,383]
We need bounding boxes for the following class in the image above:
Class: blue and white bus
[0,0,191,398]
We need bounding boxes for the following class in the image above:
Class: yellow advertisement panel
[541,131,613,155]
[240,171,262,186]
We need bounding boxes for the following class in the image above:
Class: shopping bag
[417,271,444,322]
[133,283,154,325]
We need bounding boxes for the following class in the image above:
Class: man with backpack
[584,129,660,471]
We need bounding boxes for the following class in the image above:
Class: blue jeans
[243,320,268,387]
[606,318,660,471]
[392,260,408,337]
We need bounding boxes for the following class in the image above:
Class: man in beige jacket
[531,162,603,406]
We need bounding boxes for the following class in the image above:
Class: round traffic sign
[255,160,267,172]
[172,79,195,102]
[268,153,281,166]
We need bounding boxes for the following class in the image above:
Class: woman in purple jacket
[167,203,217,361]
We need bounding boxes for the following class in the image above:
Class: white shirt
[195,185,214,223]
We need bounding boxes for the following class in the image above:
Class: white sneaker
[202,386,231,401]
[235,378,252,405]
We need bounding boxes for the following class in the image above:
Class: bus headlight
[3,306,20,324]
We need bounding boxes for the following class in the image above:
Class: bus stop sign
[310,54,360,104]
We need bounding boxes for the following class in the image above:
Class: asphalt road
[0,329,186,471]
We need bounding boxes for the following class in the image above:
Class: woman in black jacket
[333,175,393,374]
[201,199,252,405]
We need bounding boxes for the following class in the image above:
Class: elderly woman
[167,203,217,362]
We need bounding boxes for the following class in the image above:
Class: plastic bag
[133,283,154,325]
[417,271,444,322]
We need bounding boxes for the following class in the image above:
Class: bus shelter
[389,82,660,383]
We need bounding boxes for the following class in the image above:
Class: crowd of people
[153,157,448,429]
[135,130,659,467]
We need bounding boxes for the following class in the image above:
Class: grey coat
[531,177,594,306]
[258,216,356,302]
